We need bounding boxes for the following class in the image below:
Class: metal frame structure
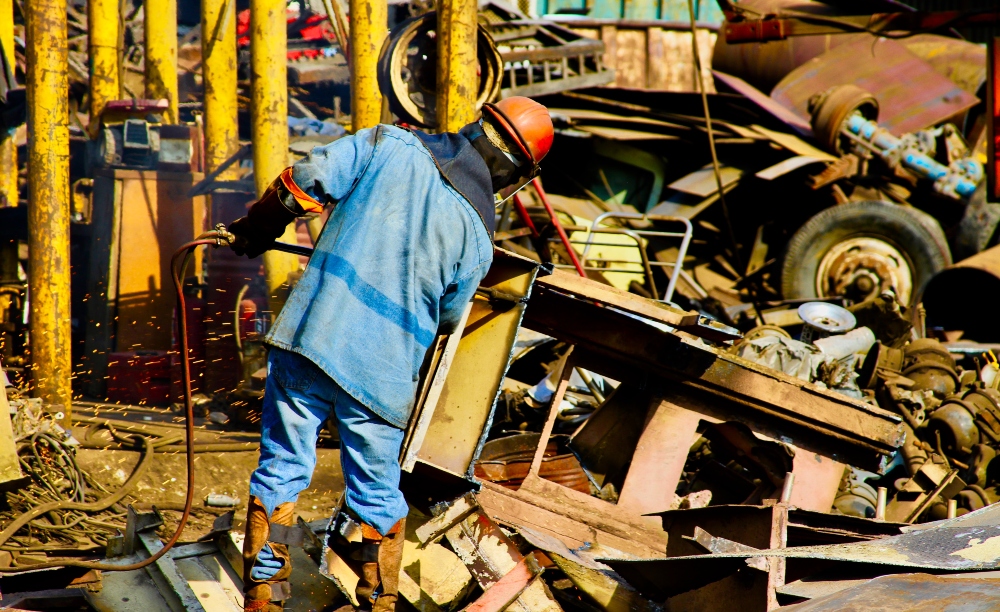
[550,212,694,303]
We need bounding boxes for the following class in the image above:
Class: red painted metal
[532,178,586,277]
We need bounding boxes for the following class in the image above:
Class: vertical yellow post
[88,0,121,135]
[436,0,478,132]
[0,0,16,206]
[349,0,386,131]
[145,0,178,123]
[250,0,297,312]
[26,0,73,418]
[202,0,239,176]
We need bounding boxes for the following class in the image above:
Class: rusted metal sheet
[712,71,814,135]
[781,573,1000,611]
[474,433,590,494]
[770,37,979,136]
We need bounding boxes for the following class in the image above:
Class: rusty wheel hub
[817,237,913,303]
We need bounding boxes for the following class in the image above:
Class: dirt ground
[74,446,345,540]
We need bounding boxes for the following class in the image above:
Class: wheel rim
[815,236,914,304]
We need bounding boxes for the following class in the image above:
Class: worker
[228,96,553,612]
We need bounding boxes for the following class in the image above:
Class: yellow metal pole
[202,0,239,176]
[145,0,178,123]
[349,0,386,131]
[250,0,297,312]
[0,0,16,206]
[88,0,121,136]
[436,0,478,132]
[26,0,73,418]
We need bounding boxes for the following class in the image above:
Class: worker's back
[267,125,494,429]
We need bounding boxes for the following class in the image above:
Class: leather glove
[227,215,282,259]
[228,168,319,258]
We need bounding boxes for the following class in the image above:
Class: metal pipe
[144,0,179,123]
[436,0,478,132]
[875,486,887,520]
[26,0,73,421]
[533,179,586,277]
[0,0,16,206]
[88,0,120,135]
[201,0,239,177]
[780,472,795,503]
[349,0,386,131]
[250,0,298,314]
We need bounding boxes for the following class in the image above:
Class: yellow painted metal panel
[145,0,179,123]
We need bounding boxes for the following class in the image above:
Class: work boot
[243,496,305,612]
[325,509,405,612]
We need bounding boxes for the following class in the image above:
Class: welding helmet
[481,96,553,177]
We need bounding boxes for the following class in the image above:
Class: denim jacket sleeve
[290,126,380,208]
[438,260,490,334]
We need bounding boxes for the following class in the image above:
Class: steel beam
[436,0,479,132]
[0,0,15,206]
[349,0,386,131]
[145,0,178,123]
[88,0,120,135]
[250,0,298,313]
[26,0,73,418]
[202,0,239,177]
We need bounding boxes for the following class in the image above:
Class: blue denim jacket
[266,125,494,429]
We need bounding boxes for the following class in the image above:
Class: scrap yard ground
[2,0,1000,610]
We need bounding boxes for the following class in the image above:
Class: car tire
[780,201,952,305]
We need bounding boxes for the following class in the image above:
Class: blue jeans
[248,348,409,579]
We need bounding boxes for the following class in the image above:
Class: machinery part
[966,444,996,489]
[809,84,879,156]
[858,342,905,389]
[797,301,856,344]
[926,401,979,456]
[780,200,952,306]
[922,244,1000,343]
[377,13,501,128]
[959,388,1000,446]
[902,338,959,397]
[834,469,878,519]
[842,113,983,200]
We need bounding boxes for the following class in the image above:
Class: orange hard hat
[482,96,553,166]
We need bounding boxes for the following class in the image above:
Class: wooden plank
[646,26,667,89]
[600,25,618,75]
[614,28,647,88]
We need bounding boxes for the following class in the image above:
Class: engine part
[858,342,905,389]
[809,84,879,156]
[813,326,875,360]
[798,301,856,344]
[959,388,1000,446]
[833,468,878,518]
[902,338,959,397]
[926,401,979,456]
